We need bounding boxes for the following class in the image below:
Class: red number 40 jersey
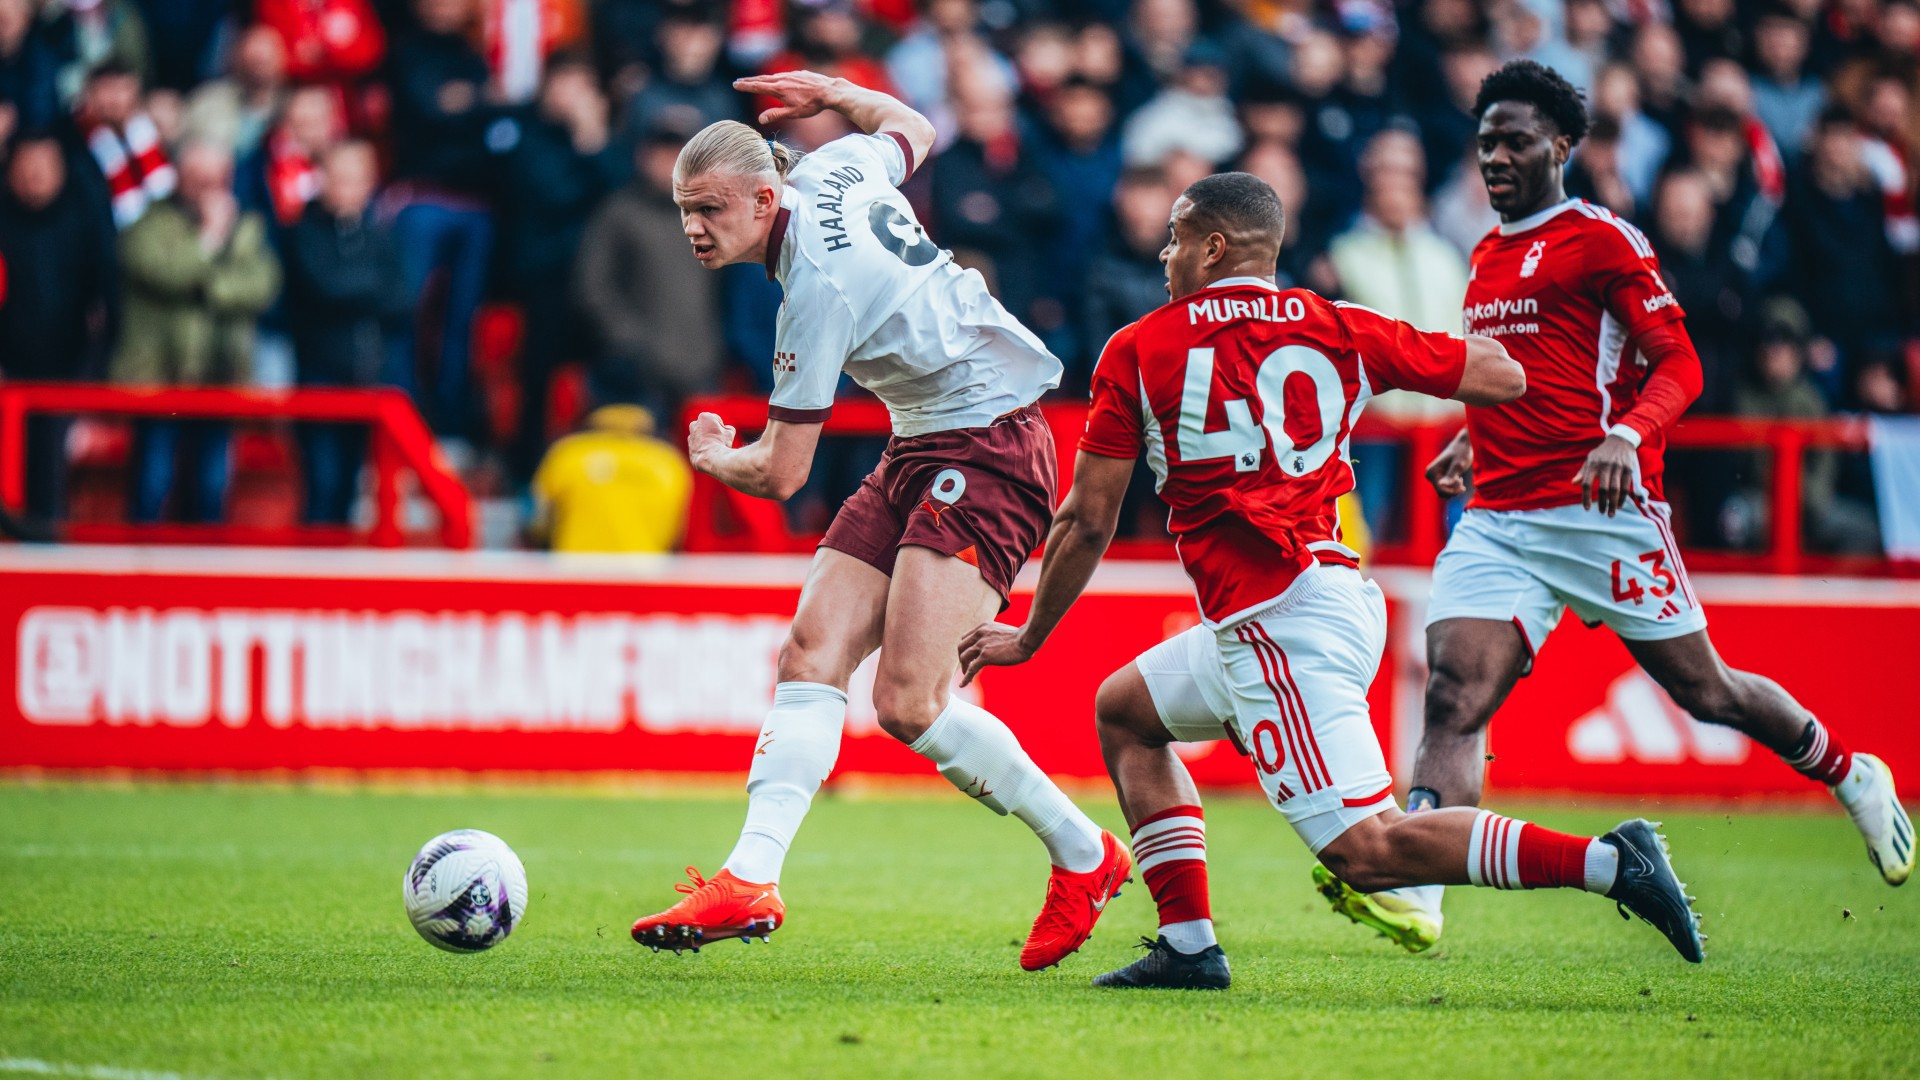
[1082,277,1466,627]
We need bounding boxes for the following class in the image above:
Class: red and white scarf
[80,110,176,228]
[264,131,321,226]
[1861,136,1920,255]
[486,0,547,105]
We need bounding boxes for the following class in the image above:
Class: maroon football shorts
[820,403,1057,605]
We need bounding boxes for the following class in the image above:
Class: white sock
[1160,918,1216,954]
[1833,755,1875,811]
[910,696,1105,872]
[1380,884,1446,912]
[1584,838,1620,894]
[721,681,845,884]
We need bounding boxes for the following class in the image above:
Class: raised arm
[958,451,1135,683]
[733,70,935,176]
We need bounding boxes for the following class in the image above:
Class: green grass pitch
[1,781,1915,1079]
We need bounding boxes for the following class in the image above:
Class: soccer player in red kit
[1317,60,1911,955]
[961,172,1707,989]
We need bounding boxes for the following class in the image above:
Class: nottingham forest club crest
[1520,240,1547,278]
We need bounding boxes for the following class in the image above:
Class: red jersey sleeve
[1336,302,1466,399]
[1080,325,1147,460]
[1585,214,1687,339]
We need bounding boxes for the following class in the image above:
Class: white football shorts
[1136,565,1396,854]
[1425,501,1707,655]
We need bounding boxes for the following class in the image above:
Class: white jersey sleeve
[769,273,856,423]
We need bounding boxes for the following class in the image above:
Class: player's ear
[1204,231,1228,268]
[1551,133,1573,167]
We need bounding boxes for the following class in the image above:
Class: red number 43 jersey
[1082,277,1466,626]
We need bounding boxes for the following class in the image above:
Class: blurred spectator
[887,0,1011,153]
[930,66,1059,339]
[1429,142,1499,257]
[1120,41,1241,174]
[237,84,341,389]
[1785,106,1905,380]
[239,84,340,232]
[1125,0,1197,87]
[1328,150,1466,537]
[73,60,173,228]
[0,0,60,134]
[1726,299,1881,553]
[1080,164,1169,374]
[1530,0,1614,94]
[182,25,290,160]
[527,400,692,553]
[1328,137,1465,334]
[1590,61,1670,205]
[1567,115,1637,219]
[1032,76,1120,367]
[1750,9,1826,162]
[0,133,117,520]
[1415,46,1497,198]
[760,0,896,110]
[1238,139,1337,292]
[384,0,497,439]
[284,139,406,524]
[574,118,721,424]
[256,0,386,89]
[1288,27,1364,224]
[500,53,628,482]
[1631,21,1690,138]
[131,0,224,92]
[1674,0,1743,74]
[1649,168,1752,413]
[44,0,148,104]
[113,141,281,523]
[626,6,737,142]
[485,0,587,106]
[1682,105,1784,285]
[1856,73,1920,259]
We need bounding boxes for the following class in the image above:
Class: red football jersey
[1083,278,1466,625]
[1461,199,1687,511]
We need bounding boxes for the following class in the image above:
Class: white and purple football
[403,829,529,953]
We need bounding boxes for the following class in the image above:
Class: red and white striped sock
[1132,804,1215,953]
[1784,717,1853,787]
[1465,810,1617,894]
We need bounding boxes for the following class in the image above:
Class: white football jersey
[766,133,1062,435]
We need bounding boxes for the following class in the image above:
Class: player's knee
[1423,664,1499,735]
[1319,831,1396,893]
[776,632,849,687]
[870,678,941,744]
[1094,672,1166,748]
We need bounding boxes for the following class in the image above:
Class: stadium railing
[0,382,473,548]
[677,396,1895,576]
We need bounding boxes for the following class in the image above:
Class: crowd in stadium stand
[0,0,1915,551]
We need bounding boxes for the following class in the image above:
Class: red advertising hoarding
[4,548,1914,799]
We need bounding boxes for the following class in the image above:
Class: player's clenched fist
[686,412,737,474]
[957,621,1035,686]
[1425,429,1474,498]
[734,70,844,126]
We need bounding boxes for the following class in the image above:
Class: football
[402,829,529,952]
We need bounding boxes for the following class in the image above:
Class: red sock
[1784,718,1853,786]
[1132,805,1210,925]
[1467,811,1592,890]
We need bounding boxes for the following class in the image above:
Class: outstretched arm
[686,413,822,502]
[958,452,1134,683]
[733,70,935,174]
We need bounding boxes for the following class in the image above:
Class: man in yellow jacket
[528,401,693,553]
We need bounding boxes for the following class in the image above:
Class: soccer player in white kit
[962,172,1707,988]
[629,71,1132,971]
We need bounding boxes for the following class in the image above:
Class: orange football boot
[631,867,784,952]
[1020,830,1133,970]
